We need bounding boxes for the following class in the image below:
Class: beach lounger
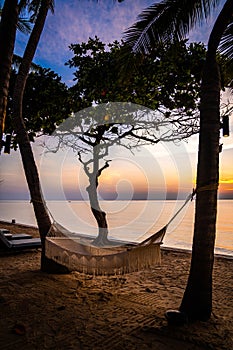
[0,230,41,250]
[0,228,33,240]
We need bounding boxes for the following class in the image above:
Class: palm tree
[124,0,233,321]
[0,0,18,150]
[0,0,59,271]
[10,0,68,273]
[0,0,32,151]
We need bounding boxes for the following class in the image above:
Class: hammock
[45,191,195,275]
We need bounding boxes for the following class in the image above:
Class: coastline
[0,221,232,349]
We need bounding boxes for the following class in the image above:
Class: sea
[0,199,232,257]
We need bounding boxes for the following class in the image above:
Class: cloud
[220,179,233,184]
[34,0,155,68]
[14,0,227,86]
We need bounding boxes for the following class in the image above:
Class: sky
[14,0,224,86]
[0,0,233,201]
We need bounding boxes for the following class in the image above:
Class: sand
[0,221,232,350]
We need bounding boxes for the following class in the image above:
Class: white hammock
[45,192,194,275]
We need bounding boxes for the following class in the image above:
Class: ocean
[0,199,232,257]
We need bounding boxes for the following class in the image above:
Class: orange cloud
[219,179,233,184]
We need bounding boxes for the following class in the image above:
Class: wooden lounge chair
[0,229,41,250]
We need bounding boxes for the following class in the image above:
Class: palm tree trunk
[12,0,68,273]
[0,0,18,150]
[180,55,220,321]
[180,0,233,321]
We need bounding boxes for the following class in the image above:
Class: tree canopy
[68,37,206,115]
[5,65,72,148]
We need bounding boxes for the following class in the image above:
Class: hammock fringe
[45,236,162,275]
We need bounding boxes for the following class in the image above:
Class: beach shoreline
[0,221,232,349]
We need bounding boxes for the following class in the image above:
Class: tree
[48,101,199,245]
[48,102,192,246]
[124,0,233,321]
[0,0,18,150]
[10,0,66,272]
[0,0,32,150]
[6,66,72,141]
[0,1,60,271]
[67,37,206,116]
[53,37,208,245]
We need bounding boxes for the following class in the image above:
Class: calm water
[0,200,232,256]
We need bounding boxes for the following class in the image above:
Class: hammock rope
[136,188,196,245]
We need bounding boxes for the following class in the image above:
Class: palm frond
[17,17,32,34]
[219,22,233,88]
[29,0,54,23]
[124,0,221,53]
[18,0,31,14]
[219,22,233,60]
[12,54,41,71]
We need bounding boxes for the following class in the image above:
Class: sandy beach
[0,221,232,350]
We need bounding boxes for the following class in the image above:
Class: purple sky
[14,0,223,86]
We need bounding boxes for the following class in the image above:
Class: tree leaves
[6,66,73,137]
[67,37,206,120]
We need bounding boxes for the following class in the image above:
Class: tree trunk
[12,0,68,273]
[180,1,233,321]
[179,55,220,321]
[0,0,18,150]
[86,180,109,246]
[85,145,109,246]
